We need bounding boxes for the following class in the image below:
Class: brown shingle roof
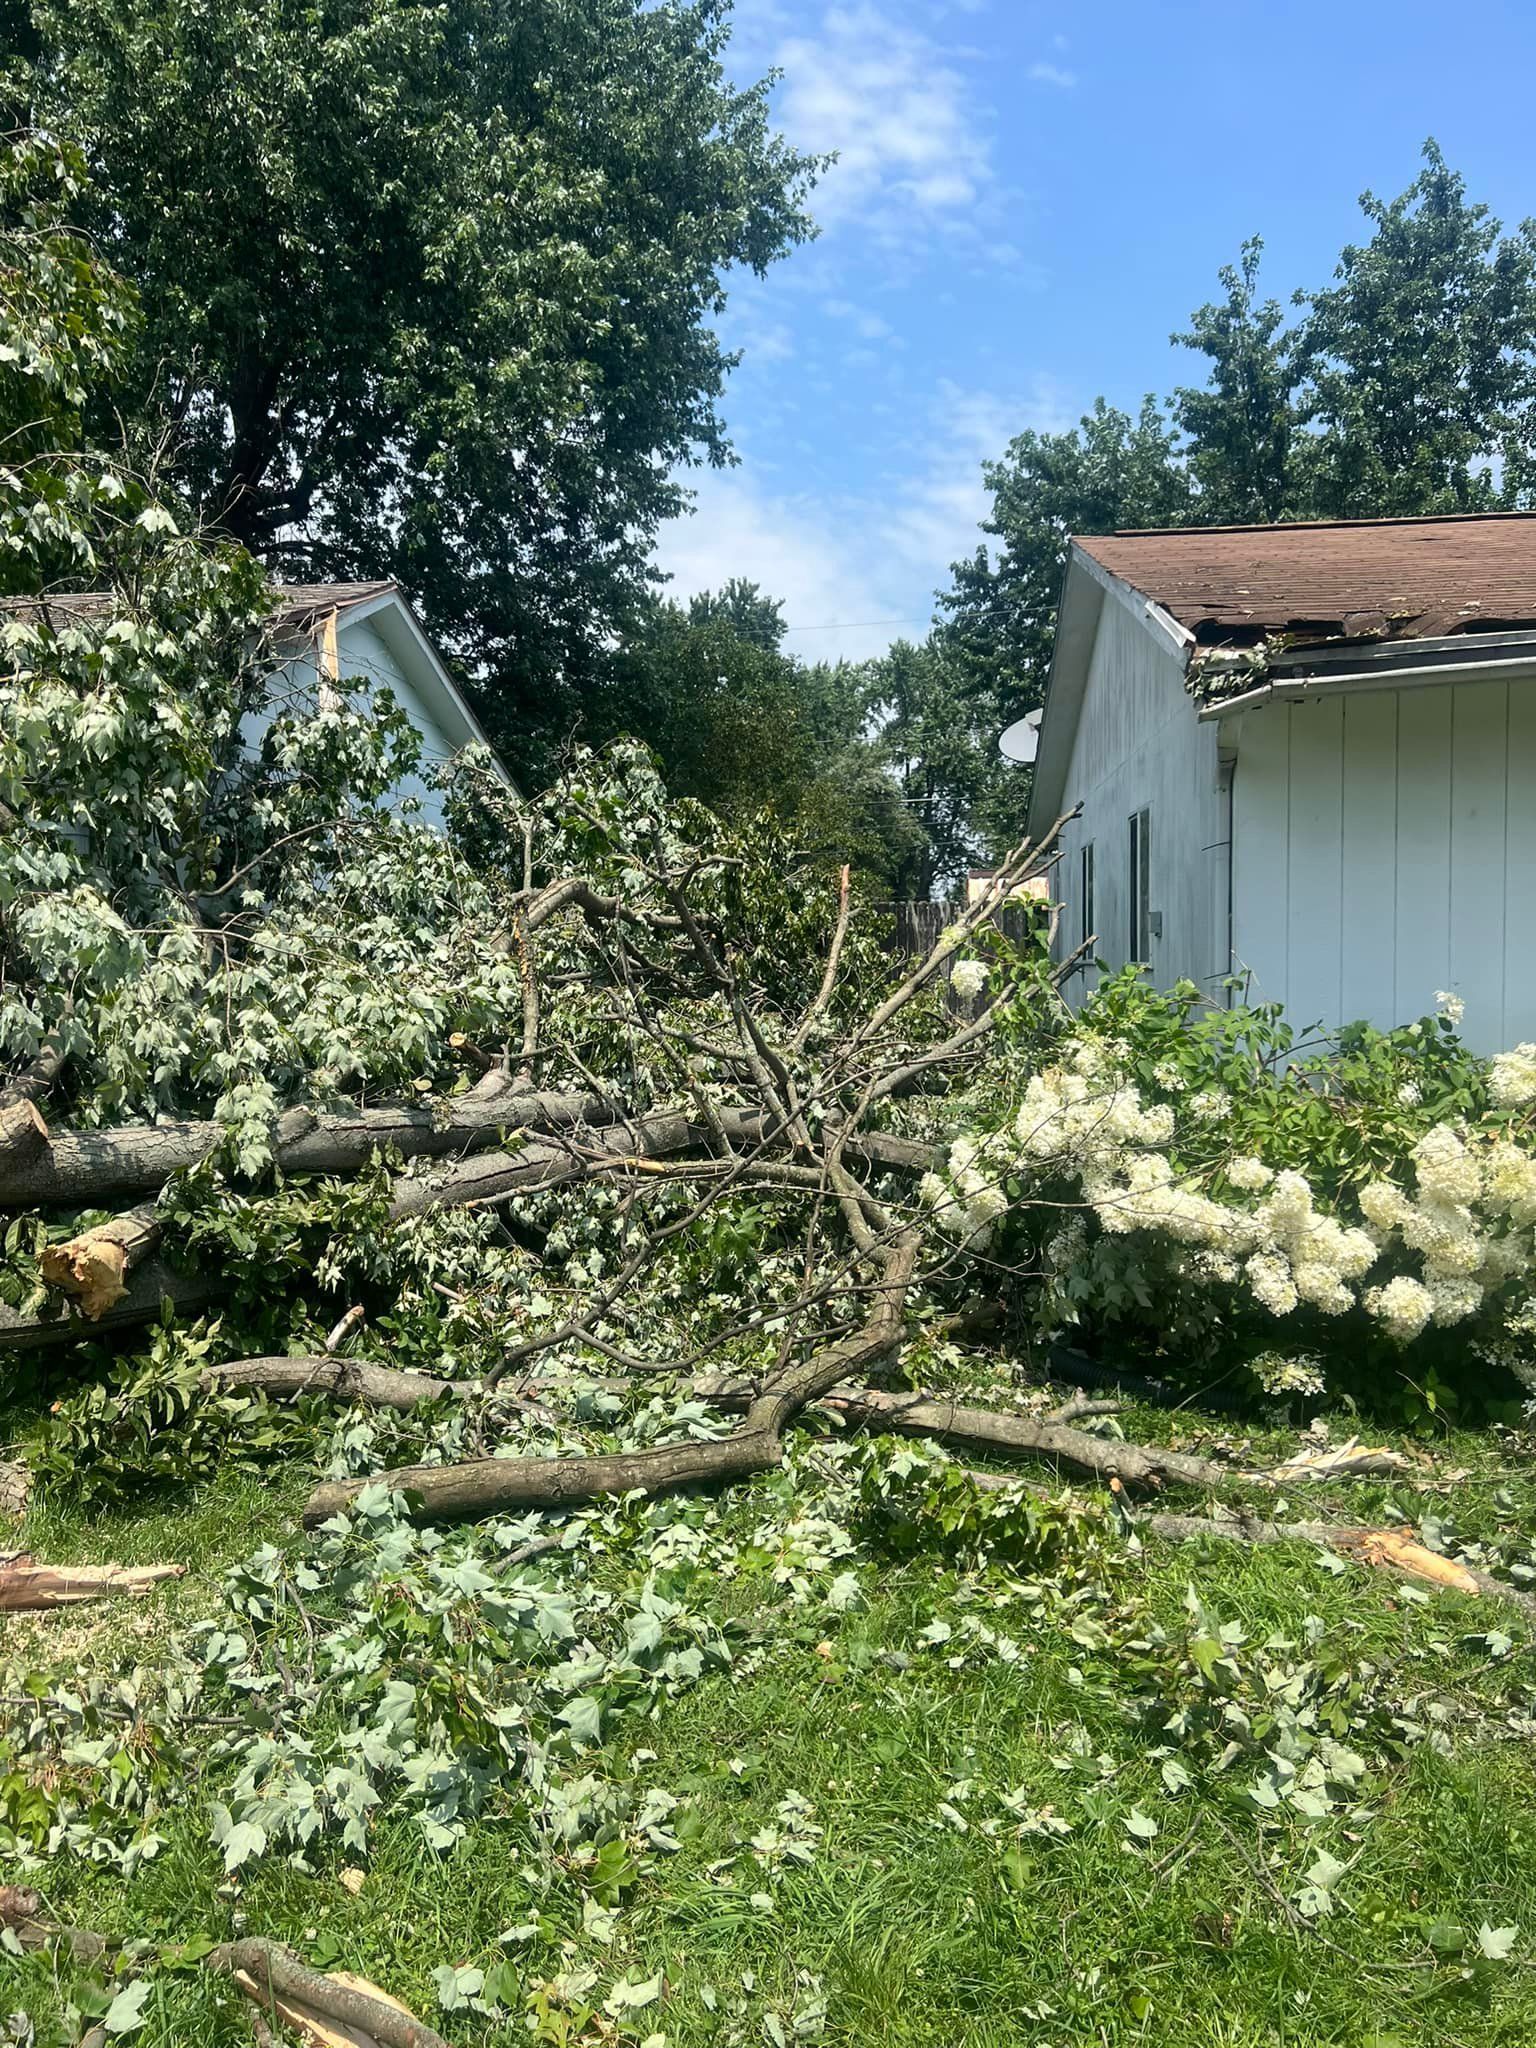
[1076,512,1536,646]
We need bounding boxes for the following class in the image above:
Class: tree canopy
[11,0,821,778]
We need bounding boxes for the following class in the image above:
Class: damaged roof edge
[1074,511,1536,650]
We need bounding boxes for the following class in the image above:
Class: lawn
[4,1381,1535,2048]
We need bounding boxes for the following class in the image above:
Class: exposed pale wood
[0,1551,185,1611]
[216,1940,452,2048]
[39,1203,161,1319]
[232,1964,421,2048]
[0,1099,47,1170]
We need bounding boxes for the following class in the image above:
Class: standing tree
[13,0,822,778]
[1169,237,1297,526]
[1294,141,1536,517]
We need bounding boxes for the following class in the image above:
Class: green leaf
[1476,1922,1518,1960]
[104,1980,152,2035]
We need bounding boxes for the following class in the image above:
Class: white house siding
[1053,589,1230,1000]
[1229,679,1536,1054]
[244,616,456,829]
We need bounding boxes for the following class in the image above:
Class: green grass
[5,1408,1536,2047]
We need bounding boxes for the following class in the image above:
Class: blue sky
[654,0,1536,662]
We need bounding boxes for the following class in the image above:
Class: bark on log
[0,1100,47,1170]
[808,1388,1237,1490]
[0,1080,618,1208]
[303,1238,918,1527]
[0,1459,31,1518]
[203,1356,454,1409]
[0,1256,218,1353]
[0,1552,185,1611]
[215,1941,452,2048]
[0,1033,67,1113]
[39,1203,161,1319]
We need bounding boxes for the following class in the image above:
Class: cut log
[0,1099,47,1170]
[0,1081,618,1208]
[39,1203,161,1319]
[0,1552,185,1611]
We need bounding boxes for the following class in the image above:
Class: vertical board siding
[1340,692,1398,1028]
[1230,709,1289,1010]
[1053,591,1227,1004]
[1504,684,1536,1038]
[1283,697,1345,1035]
[1448,681,1509,1047]
[1232,677,1536,1054]
[1393,688,1453,1024]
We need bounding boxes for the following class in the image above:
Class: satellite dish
[998,709,1041,764]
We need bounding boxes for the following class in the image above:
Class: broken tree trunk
[303,1236,919,1527]
[0,1033,67,1114]
[38,1203,161,1319]
[0,1552,185,1611]
[0,1255,219,1353]
[0,1079,618,1208]
[10,1109,759,1354]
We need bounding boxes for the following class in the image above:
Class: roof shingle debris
[1076,511,1536,648]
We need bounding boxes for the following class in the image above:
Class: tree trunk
[303,1238,918,1527]
[0,1100,47,1171]
[39,1204,161,1319]
[202,1356,454,1410]
[0,1081,618,1208]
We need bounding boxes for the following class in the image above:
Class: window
[1079,841,1095,951]
[1128,808,1151,962]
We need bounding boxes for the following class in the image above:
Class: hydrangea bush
[923,968,1536,1413]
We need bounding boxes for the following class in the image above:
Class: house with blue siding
[261,582,514,825]
[1028,514,1536,1054]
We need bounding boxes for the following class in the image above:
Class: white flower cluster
[1356,1122,1536,1338]
[927,1036,1536,1347]
[1489,1042,1536,1110]
[949,958,989,1003]
[928,1043,1376,1312]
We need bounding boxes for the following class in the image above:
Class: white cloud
[654,376,1071,663]
[654,465,898,664]
[1027,61,1077,88]
[771,5,994,236]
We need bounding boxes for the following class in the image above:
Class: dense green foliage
[9,0,820,778]
[601,585,920,892]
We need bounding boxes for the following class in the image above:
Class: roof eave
[1025,547,1194,840]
